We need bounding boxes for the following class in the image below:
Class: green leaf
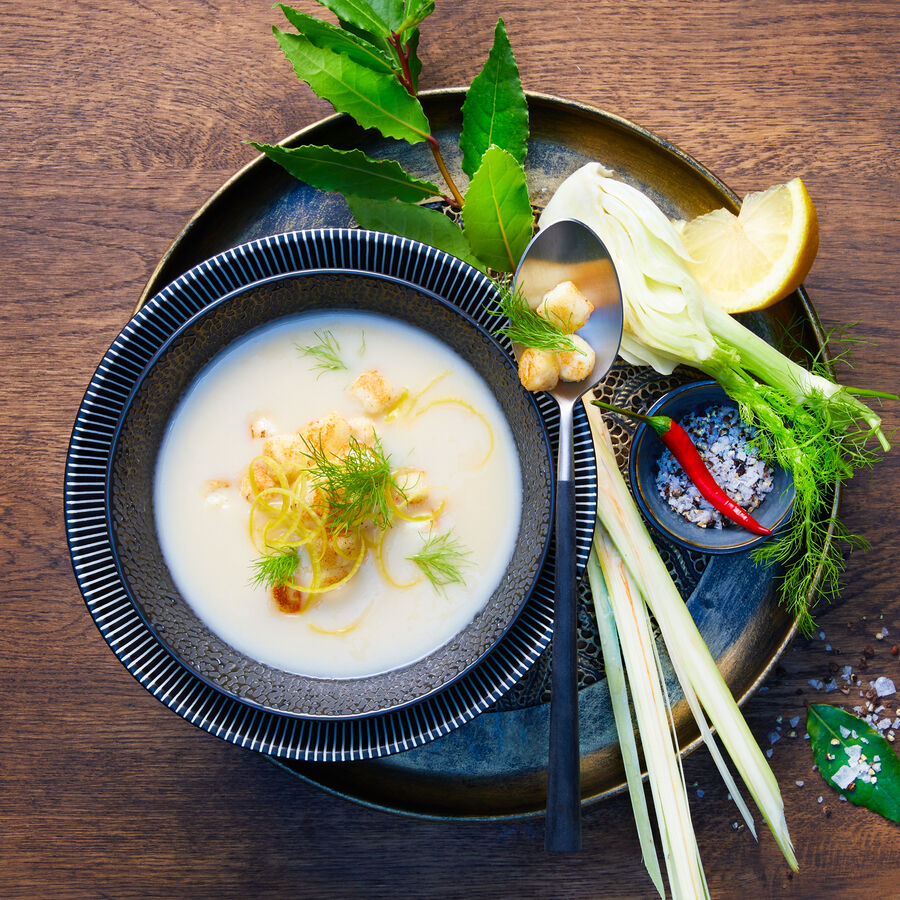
[398,0,434,33]
[346,196,486,272]
[277,5,395,74]
[274,28,431,144]
[313,0,391,36]
[459,18,528,178]
[461,145,533,273]
[808,704,900,822]
[368,0,404,29]
[250,143,440,202]
[338,18,393,57]
[405,27,422,91]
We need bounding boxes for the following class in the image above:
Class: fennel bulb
[542,164,895,632]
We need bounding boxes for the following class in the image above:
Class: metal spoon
[513,218,623,852]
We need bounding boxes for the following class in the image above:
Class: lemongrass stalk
[585,400,798,871]
[587,552,665,899]
[653,619,758,839]
[591,533,709,899]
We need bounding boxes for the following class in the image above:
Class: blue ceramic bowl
[65,229,600,761]
[629,380,794,554]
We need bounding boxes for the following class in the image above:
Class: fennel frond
[303,433,402,531]
[250,548,299,589]
[296,329,347,375]
[486,278,577,353]
[408,529,471,591]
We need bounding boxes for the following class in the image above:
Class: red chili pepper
[592,399,772,537]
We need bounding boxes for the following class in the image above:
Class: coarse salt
[655,405,774,529]
[832,765,857,790]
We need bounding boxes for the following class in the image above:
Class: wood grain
[1,1,898,897]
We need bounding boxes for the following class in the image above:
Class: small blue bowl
[629,381,794,554]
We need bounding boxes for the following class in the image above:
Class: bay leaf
[461,145,533,273]
[278,5,395,74]
[406,27,421,91]
[398,0,434,33]
[367,0,405,30]
[808,704,900,822]
[250,143,440,202]
[338,18,393,58]
[274,28,431,144]
[313,0,391,36]
[346,196,486,272]
[459,18,528,179]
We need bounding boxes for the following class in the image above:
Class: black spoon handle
[545,473,581,852]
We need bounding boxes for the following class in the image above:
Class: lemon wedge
[679,178,819,313]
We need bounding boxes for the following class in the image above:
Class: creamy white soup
[154,311,522,678]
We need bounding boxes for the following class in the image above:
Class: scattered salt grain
[795,780,804,787]
[696,789,705,798]
[825,679,838,693]
[768,732,781,745]
[832,765,857,790]
[817,796,823,804]
[826,645,832,652]
[790,716,800,728]
[873,676,896,698]
[819,632,826,641]
[839,726,850,739]
[839,795,848,802]
[766,749,774,758]
[841,666,853,683]
[808,679,824,691]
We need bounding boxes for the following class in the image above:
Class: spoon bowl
[513,218,623,851]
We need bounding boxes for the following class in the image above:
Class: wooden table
[2,1,898,897]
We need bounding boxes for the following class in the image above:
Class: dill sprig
[710,361,883,634]
[486,278,577,353]
[296,330,346,376]
[250,548,299,589]
[304,433,402,531]
[408,528,472,592]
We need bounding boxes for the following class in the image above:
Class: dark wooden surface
[2,1,898,897]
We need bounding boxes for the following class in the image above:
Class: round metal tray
[136,90,834,819]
